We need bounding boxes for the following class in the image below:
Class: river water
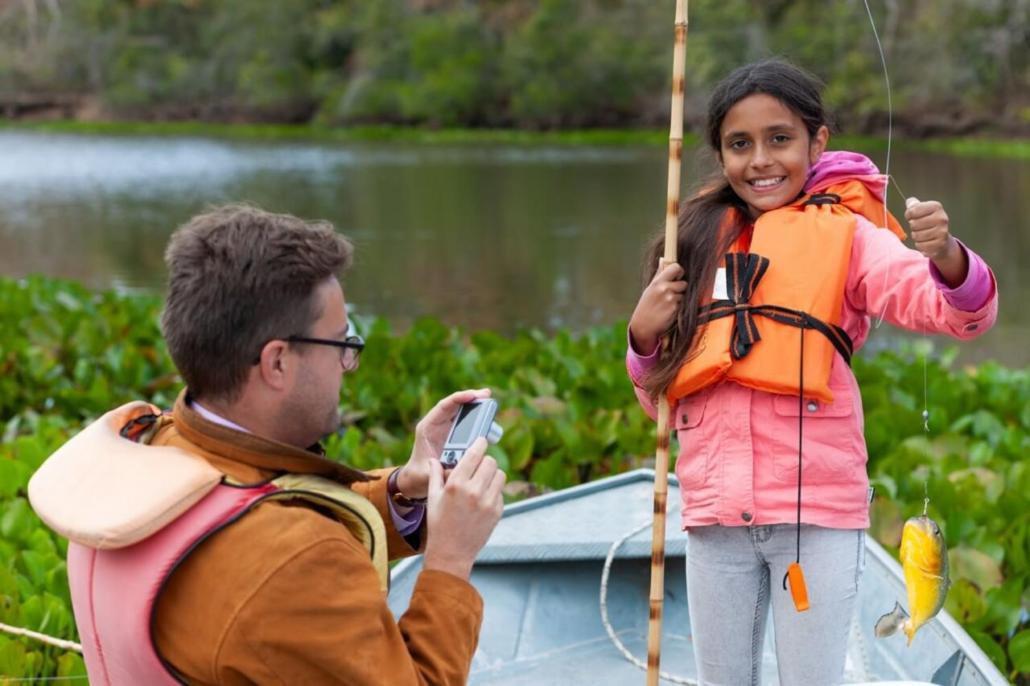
[0,131,1025,366]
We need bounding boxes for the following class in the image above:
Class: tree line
[0,0,1027,136]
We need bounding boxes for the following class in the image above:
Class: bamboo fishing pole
[646,2,688,685]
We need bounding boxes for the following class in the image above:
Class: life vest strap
[698,301,853,365]
[802,193,842,207]
[698,251,853,365]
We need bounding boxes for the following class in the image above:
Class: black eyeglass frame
[285,333,365,355]
[251,323,365,367]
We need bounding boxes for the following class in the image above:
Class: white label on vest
[713,268,728,300]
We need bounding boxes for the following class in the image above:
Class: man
[29,204,504,684]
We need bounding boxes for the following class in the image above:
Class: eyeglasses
[286,332,365,371]
[252,320,366,371]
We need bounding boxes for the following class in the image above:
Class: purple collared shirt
[191,401,425,535]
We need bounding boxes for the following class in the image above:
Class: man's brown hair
[161,204,353,401]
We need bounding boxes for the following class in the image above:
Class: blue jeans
[686,524,865,686]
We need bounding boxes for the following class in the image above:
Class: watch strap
[387,468,427,507]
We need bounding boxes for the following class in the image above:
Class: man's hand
[422,438,505,580]
[394,388,491,499]
[906,197,968,288]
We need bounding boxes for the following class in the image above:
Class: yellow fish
[874,515,950,645]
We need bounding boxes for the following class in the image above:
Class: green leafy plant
[1,276,1026,682]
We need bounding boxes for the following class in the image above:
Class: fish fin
[874,602,908,638]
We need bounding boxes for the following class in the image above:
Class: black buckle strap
[803,193,841,207]
[698,253,854,365]
[119,413,159,442]
[723,253,770,359]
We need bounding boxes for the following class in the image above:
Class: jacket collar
[172,389,370,485]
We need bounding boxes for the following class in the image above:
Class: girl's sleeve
[845,215,998,338]
[928,240,995,312]
[626,330,660,421]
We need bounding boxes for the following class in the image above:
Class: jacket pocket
[770,385,858,482]
[674,391,709,486]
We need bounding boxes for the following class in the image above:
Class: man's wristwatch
[387,469,427,508]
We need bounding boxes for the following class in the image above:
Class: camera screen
[449,404,478,444]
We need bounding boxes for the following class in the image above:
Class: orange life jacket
[667,179,904,405]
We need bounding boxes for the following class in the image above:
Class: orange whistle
[786,562,810,612]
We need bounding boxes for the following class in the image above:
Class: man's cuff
[388,499,426,537]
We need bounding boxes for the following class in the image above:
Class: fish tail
[874,602,909,639]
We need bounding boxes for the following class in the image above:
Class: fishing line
[922,315,930,433]
[888,173,933,435]
[862,1,933,438]
[861,0,895,331]
[888,175,909,206]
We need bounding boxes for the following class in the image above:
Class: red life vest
[29,402,388,685]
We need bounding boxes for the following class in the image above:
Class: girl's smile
[718,93,828,219]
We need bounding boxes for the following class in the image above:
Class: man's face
[281,277,352,447]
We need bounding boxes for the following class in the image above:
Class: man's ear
[256,340,290,391]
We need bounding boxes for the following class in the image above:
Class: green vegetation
[2,0,1027,136]
[859,348,1029,681]
[1,276,1028,681]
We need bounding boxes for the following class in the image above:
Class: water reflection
[0,131,1025,367]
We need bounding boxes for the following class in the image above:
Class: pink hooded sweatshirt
[627,151,998,530]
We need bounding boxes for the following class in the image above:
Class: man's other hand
[422,438,505,580]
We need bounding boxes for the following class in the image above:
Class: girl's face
[718,93,828,219]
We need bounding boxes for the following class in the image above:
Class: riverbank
[3,120,1030,160]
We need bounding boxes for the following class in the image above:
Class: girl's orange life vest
[666,178,904,405]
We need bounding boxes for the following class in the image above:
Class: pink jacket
[628,152,998,530]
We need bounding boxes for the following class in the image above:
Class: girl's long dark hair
[640,58,830,400]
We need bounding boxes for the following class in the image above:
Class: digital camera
[440,399,503,468]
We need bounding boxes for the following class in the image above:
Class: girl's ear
[809,125,830,165]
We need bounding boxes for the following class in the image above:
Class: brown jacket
[151,394,483,685]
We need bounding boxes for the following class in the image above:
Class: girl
[627,59,997,684]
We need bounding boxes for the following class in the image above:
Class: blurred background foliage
[0,0,1028,134]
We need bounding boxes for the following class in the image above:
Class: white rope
[599,520,696,685]
[0,677,88,683]
[0,621,82,653]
